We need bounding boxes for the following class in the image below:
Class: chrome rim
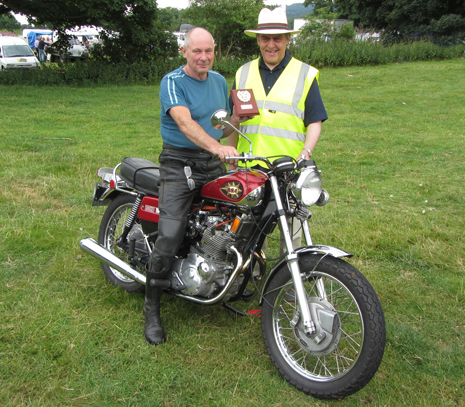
[104,203,144,283]
[272,272,364,382]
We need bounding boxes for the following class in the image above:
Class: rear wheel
[261,254,385,399]
[98,194,150,292]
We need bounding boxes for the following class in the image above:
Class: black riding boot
[144,218,187,344]
[144,254,172,345]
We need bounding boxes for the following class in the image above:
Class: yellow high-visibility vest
[235,57,319,167]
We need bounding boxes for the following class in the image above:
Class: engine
[167,209,256,300]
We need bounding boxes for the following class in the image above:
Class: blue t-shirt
[159,66,230,150]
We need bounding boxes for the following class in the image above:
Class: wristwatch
[302,147,312,156]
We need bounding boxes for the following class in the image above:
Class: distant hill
[287,2,314,19]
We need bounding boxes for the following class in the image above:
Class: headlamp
[292,167,323,207]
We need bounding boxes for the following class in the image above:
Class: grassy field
[1,59,464,406]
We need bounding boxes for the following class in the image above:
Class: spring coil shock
[118,194,143,244]
[125,195,143,229]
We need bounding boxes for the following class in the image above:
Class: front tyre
[262,254,385,399]
[98,194,148,293]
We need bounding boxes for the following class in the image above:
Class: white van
[0,36,40,70]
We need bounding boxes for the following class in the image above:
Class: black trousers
[152,143,225,259]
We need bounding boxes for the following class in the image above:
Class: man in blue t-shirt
[144,27,240,345]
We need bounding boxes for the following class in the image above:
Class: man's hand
[230,106,252,128]
[212,145,240,165]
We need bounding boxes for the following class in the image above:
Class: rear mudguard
[92,183,136,207]
[259,245,352,305]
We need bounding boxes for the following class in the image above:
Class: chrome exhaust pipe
[79,238,146,285]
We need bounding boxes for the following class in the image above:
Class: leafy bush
[213,58,252,76]
[291,39,465,68]
[0,58,185,86]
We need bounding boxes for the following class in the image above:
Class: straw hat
[244,7,301,37]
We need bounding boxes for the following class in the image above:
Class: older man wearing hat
[228,6,328,253]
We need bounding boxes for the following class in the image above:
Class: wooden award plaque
[231,89,260,117]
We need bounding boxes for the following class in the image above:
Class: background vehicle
[0,36,40,70]
[48,37,88,63]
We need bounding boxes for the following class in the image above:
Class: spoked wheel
[98,194,150,292]
[261,254,385,399]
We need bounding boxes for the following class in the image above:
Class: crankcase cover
[200,169,267,207]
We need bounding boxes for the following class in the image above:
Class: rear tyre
[98,194,149,293]
[261,254,385,399]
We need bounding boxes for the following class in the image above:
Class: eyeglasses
[184,166,195,190]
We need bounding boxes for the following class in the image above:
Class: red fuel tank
[200,169,268,207]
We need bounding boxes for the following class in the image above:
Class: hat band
[256,23,289,30]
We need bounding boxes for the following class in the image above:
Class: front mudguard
[259,245,352,305]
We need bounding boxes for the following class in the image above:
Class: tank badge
[221,182,243,199]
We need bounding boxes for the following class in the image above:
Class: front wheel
[261,254,385,399]
[98,194,149,293]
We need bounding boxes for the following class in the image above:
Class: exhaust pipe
[79,238,146,285]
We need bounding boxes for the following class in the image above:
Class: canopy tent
[26,30,53,49]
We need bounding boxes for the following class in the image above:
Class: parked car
[0,36,40,70]
[48,37,88,62]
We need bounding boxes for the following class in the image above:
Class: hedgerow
[1,40,463,86]
[290,39,465,68]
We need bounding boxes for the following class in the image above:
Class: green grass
[1,59,464,406]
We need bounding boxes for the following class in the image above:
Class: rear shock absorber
[118,194,143,246]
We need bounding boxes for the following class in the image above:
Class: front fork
[269,176,316,335]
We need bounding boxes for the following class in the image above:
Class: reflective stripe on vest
[235,58,319,165]
[240,124,304,141]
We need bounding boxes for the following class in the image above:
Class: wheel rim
[103,202,144,283]
[271,271,364,382]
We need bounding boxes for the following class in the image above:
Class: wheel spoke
[103,202,145,283]
[271,270,365,382]
[339,327,363,351]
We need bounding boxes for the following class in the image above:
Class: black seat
[120,157,160,196]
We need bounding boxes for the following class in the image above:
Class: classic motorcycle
[80,110,386,399]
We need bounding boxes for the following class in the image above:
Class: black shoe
[144,299,166,345]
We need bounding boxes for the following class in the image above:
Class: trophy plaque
[231,89,259,117]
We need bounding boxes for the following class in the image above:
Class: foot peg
[149,278,171,288]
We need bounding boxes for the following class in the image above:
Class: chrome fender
[259,245,352,305]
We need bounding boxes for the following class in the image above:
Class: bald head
[184,27,215,50]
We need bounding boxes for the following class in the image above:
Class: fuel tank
[200,169,268,207]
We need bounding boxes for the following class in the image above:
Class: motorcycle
[80,110,386,399]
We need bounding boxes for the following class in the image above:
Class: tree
[158,7,186,32]
[183,0,265,60]
[304,0,338,19]
[331,0,465,44]
[0,13,20,31]
[295,17,332,43]
[298,1,355,43]
[0,0,178,62]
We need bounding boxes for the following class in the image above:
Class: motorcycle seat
[120,157,160,196]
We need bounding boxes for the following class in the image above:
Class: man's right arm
[169,106,239,165]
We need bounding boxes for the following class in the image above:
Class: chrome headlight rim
[292,167,323,207]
